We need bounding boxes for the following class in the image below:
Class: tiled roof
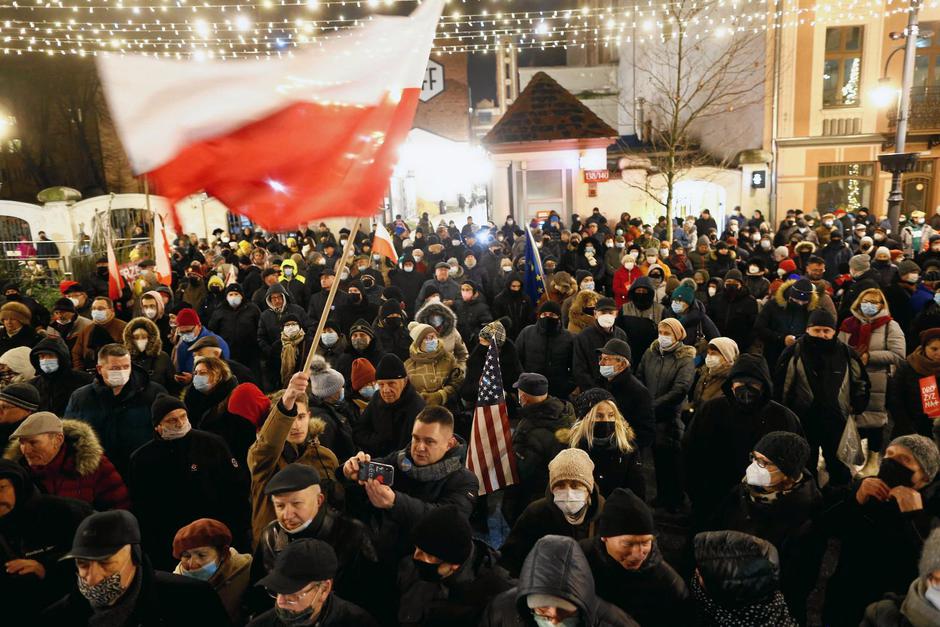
[483,71,619,145]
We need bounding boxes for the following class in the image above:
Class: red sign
[583,169,609,183]
[920,376,940,417]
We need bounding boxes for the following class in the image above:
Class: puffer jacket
[754,279,820,367]
[414,302,469,369]
[27,336,93,416]
[861,579,940,627]
[405,341,465,407]
[774,337,870,421]
[208,297,262,369]
[567,290,601,334]
[837,290,905,429]
[123,317,174,390]
[635,340,696,423]
[454,293,494,345]
[483,535,638,626]
[4,419,130,510]
[514,318,576,399]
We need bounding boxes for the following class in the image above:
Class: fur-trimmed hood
[773,279,820,311]
[123,316,163,357]
[414,301,458,337]
[4,419,105,476]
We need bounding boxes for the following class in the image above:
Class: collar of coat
[4,419,104,476]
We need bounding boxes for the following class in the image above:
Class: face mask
[69,296,83,308]
[877,457,914,488]
[748,266,759,276]
[745,461,773,487]
[538,317,560,334]
[430,315,444,327]
[451,239,461,247]
[533,616,580,627]
[402,264,415,274]
[465,259,476,269]
[413,558,445,583]
[733,384,762,407]
[707,287,717,297]
[105,370,130,388]
[593,421,616,440]
[97,267,109,278]
[584,246,595,256]
[599,364,617,378]
[91,310,108,323]
[340,269,350,281]
[623,260,635,270]
[582,282,595,292]
[500,264,512,272]
[142,306,158,319]
[935,292,940,307]
[132,339,149,353]
[647,256,657,264]
[78,571,125,608]
[658,334,674,350]
[181,558,219,581]
[597,314,616,329]
[424,338,439,352]
[552,487,588,516]
[926,585,940,611]
[321,332,338,347]
[671,301,687,314]
[351,337,370,351]
[39,358,59,374]
[359,384,377,399]
[903,274,920,284]
[761,241,771,250]
[275,605,317,627]
[704,354,723,369]
[192,374,212,392]
[227,295,242,307]
[860,302,881,317]
[283,267,293,278]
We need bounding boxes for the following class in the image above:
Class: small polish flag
[106,236,125,301]
[371,223,399,265]
[96,0,443,232]
[153,213,173,287]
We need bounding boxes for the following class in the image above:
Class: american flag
[467,342,519,495]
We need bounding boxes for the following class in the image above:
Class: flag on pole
[371,223,399,265]
[153,214,173,287]
[467,342,519,495]
[522,227,547,305]
[96,0,444,232]
[105,236,125,301]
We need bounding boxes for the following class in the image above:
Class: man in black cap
[48,295,92,352]
[128,394,249,570]
[353,353,425,456]
[416,262,460,309]
[0,381,39,442]
[503,373,575,524]
[397,505,514,627]
[64,282,93,319]
[580,488,689,626]
[373,299,411,362]
[207,282,262,375]
[249,464,376,615]
[249,539,377,627]
[41,510,231,626]
[573,297,628,392]
[755,277,819,369]
[0,459,92,622]
[774,308,870,486]
[515,300,576,399]
[597,339,654,450]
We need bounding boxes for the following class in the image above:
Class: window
[902,160,934,214]
[914,23,940,97]
[824,26,864,107]
[0,216,31,257]
[817,162,874,212]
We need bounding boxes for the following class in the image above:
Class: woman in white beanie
[691,337,739,411]
[0,346,36,386]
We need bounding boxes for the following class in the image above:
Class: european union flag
[522,227,546,305]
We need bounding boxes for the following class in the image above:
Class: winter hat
[151,393,187,426]
[351,358,376,391]
[919,528,940,579]
[375,353,407,380]
[382,286,404,302]
[175,308,200,327]
[724,269,744,283]
[539,301,562,316]
[707,337,739,364]
[575,270,591,285]
[807,308,836,330]
[789,279,814,301]
[52,297,76,313]
[890,434,940,481]
[898,260,921,276]
[658,317,687,342]
[280,314,301,328]
[380,299,403,319]
[411,505,473,565]
[59,280,79,295]
[778,259,797,275]
[224,283,244,296]
[0,382,39,411]
[573,387,615,420]
[0,348,34,380]
[599,488,654,537]
[227,383,271,428]
[349,319,375,341]
[671,283,695,305]
[874,246,891,261]
[172,518,232,559]
[0,302,31,326]
[480,320,507,347]
[548,448,595,492]
[753,431,810,480]
[207,275,225,290]
[849,254,871,273]
[309,355,345,399]
[10,412,63,438]
[408,321,435,344]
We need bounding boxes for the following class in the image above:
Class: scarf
[279,329,306,387]
[901,578,940,627]
[396,446,464,482]
[839,314,891,353]
[690,576,797,627]
[908,346,940,377]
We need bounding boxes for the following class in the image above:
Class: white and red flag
[96,0,443,231]
[467,342,520,495]
[105,236,125,300]
[371,223,399,265]
[153,214,173,287]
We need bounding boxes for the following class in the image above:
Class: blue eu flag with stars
[523,226,546,305]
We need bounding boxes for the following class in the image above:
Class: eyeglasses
[268,583,320,606]
[749,453,770,469]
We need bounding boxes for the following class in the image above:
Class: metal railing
[888,85,940,131]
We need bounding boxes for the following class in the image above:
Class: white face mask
[91,310,109,323]
[707,287,717,297]
[142,307,158,319]
[552,487,588,516]
[658,334,675,350]
[623,260,635,270]
[597,314,616,329]
[926,585,940,611]
[105,369,130,388]
[227,295,242,308]
[69,296,82,307]
[283,324,301,337]
[134,339,149,353]
[704,354,724,369]
[745,461,773,487]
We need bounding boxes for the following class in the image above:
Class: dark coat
[307,285,348,325]
[308,396,357,463]
[888,360,938,438]
[128,429,249,570]
[352,382,425,457]
[27,336,93,416]
[514,320,576,399]
[573,322,628,392]
[201,409,258,470]
[454,295,494,346]
[491,276,536,340]
[603,367,655,449]
[247,594,378,627]
[40,556,232,627]
[706,288,758,352]
[460,339,523,406]
[258,283,311,355]
[397,539,515,627]
[184,375,238,428]
[574,437,645,501]
[208,299,262,368]
[662,299,720,348]
[754,279,819,368]
[579,537,689,627]
[0,324,39,355]
[389,265,428,316]
[838,268,882,323]
[482,535,638,627]
[617,278,665,368]
[374,318,412,362]
[64,365,167,475]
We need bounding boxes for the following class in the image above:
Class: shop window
[824,26,864,107]
[902,160,934,214]
[817,162,874,212]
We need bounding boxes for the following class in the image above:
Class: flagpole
[301,216,363,374]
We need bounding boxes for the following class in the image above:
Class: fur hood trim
[124,316,163,357]
[4,419,104,476]
[308,417,327,438]
[415,301,457,337]
[570,289,601,314]
[773,279,819,311]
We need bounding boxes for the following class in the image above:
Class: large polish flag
[96,0,443,231]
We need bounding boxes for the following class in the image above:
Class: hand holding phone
[357,461,395,487]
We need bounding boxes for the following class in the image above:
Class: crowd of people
[2,204,940,626]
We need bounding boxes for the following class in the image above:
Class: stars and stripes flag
[467,341,519,495]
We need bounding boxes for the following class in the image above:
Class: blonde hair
[568,399,635,454]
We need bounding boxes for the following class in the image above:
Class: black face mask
[631,291,654,310]
[538,317,560,334]
[384,317,402,329]
[350,293,362,304]
[733,384,762,408]
[804,335,836,352]
[583,306,595,317]
[877,457,914,489]
[97,267,109,278]
[724,285,739,298]
[593,421,616,440]
[413,559,445,583]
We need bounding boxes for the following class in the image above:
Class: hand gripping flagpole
[301,216,363,374]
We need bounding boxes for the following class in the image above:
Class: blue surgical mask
[532,612,579,627]
[181,560,218,581]
[321,332,338,347]
[91,310,108,323]
[39,358,59,374]
[599,364,617,378]
[337,388,345,402]
[424,338,439,352]
[430,315,444,327]
[359,384,377,399]
[859,302,881,317]
[671,301,687,314]
[179,331,197,343]
[193,374,211,392]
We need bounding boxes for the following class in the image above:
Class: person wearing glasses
[250,538,377,627]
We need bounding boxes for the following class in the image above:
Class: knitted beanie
[375,354,408,380]
[659,317,687,342]
[807,308,836,330]
[351,358,376,391]
[573,387,614,420]
[227,383,271,428]
[309,355,345,399]
[919,528,940,579]
[52,297,76,313]
[671,283,695,305]
[753,431,810,480]
[151,393,186,426]
[480,320,507,347]
[849,254,871,273]
[707,337,739,364]
[548,449,595,492]
[408,322,435,344]
[411,505,473,565]
[599,488,654,537]
[890,434,940,481]
[380,299,402,319]
[0,302,31,326]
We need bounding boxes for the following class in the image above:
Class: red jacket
[612,265,644,307]
[4,419,131,510]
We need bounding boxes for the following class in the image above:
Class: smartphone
[357,461,395,486]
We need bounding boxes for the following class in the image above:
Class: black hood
[0,458,39,512]
[693,530,781,607]
[515,535,599,623]
[721,353,773,403]
[29,336,72,373]
[628,276,655,298]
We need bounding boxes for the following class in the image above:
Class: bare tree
[619,0,766,241]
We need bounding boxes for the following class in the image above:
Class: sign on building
[420,60,445,102]
[750,170,766,189]
[583,169,610,183]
